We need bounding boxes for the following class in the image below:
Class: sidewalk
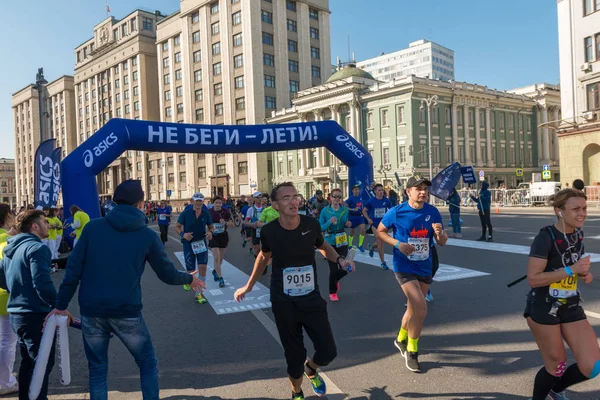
[438,204,600,215]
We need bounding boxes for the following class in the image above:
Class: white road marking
[585,310,600,320]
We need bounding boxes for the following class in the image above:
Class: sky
[0,0,560,159]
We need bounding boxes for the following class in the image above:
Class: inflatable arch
[61,119,374,219]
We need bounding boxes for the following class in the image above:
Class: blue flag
[50,147,62,207]
[461,166,477,184]
[430,162,462,201]
[34,139,57,209]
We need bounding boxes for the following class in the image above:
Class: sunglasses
[331,195,342,199]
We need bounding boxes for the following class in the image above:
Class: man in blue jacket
[470,181,493,242]
[0,209,65,399]
[46,180,204,400]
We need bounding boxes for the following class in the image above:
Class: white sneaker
[455,234,462,238]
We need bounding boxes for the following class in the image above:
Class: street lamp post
[34,68,49,143]
[420,95,438,180]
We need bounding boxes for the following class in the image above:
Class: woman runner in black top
[525,189,599,400]
[234,182,354,400]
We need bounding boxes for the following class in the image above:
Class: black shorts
[524,294,586,325]
[209,232,229,249]
[251,229,261,245]
[395,272,433,286]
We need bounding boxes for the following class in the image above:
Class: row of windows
[584,0,600,16]
[144,161,248,185]
[583,32,600,63]
[261,27,319,45]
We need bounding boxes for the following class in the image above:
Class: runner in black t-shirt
[524,189,599,400]
[234,182,354,400]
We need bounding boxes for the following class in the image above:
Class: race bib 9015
[283,265,314,296]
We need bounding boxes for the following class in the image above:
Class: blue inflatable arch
[61,119,374,219]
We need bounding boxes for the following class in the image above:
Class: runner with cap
[175,192,214,304]
[310,190,329,220]
[234,182,354,400]
[376,175,447,372]
[363,183,393,270]
[345,184,366,252]
[244,192,268,266]
[208,196,231,288]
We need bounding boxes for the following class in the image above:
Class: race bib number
[408,238,429,261]
[191,240,207,254]
[550,274,578,298]
[213,223,225,234]
[159,214,167,221]
[256,228,261,238]
[335,232,348,247]
[298,210,307,215]
[374,208,386,219]
[283,265,315,296]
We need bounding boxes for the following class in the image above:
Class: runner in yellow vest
[69,205,90,248]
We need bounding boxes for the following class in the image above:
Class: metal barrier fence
[585,186,600,207]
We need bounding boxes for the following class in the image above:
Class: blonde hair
[549,188,587,210]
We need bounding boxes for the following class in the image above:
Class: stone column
[299,113,308,170]
[315,110,323,167]
[464,106,471,164]
[552,107,560,163]
[541,106,550,164]
[474,107,481,165]
[348,100,355,138]
[486,108,493,167]
[452,105,459,161]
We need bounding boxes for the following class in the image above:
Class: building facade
[267,65,561,197]
[73,9,165,199]
[0,159,16,208]
[151,0,331,201]
[356,40,454,83]
[12,76,76,206]
[557,0,600,186]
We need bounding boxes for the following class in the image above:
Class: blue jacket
[472,181,491,211]
[448,191,461,214]
[319,206,349,246]
[56,204,193,318]
[0,233,56,313]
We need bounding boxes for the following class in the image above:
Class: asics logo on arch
[336,134,350,142]
[83,133,118,168]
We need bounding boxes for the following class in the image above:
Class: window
[470,146,476,162]
[236,97,245,110]
[164,90,171,101]
[133,71,138,81]
[262,10,273,24]
[457,110,463,125]
[265,74,276,88]
[123,62,128,70]
[162,42,169,52]
[132,56,137,66]
[468,108,474,126]
[311,46,320,59]
[480,110,486,127]
[149,176,155,185]
[366,112,373,129]
[214,82,223,96]
[432,108,439,124]
[92,89,97,98]
[289,80,299,93]
[165,107,172,117]
[459,146,465,163]
[212,42,221,55]
[179,172,186,182]
[311,65,321,78]
[309,8,319,19]
[481,145,487,163]
[310,27,319,39]
[131,17,137,31]
[234,54,243,68]
[137,162,142,171]
[177,103,184,114]
[265,96,276,109]
[168,173,174,183]
[174,35,180,46]
[288,39,298,52]
[124,89,130,99]
[500,147,506,164]
[213,62,222,75]
[262,32,274,46]
[124,75,129,85]
[194,70,202,82]
[211,2,219,14]
[163,57,169,68]
[193,50,201,63]
[232,11,242,25]
[397,105,405,124]
[174,52,181,64]
[193,31,200,43]
[198,167,207,178]
[289,60,299,72]
[142,17,153,30]
[192,12,199,24]
[195,108,204,121]
[287,19,297,32]
[178,155,186,165]
[217,164,226,175]
[176,86,183,97]
[383,147,390,164]
[587,82,600,110]
[195,89,203,102]
[399,146,406,163]
[134,101,140,111]
[211,22,220,36]
[287,1,296,11]
[585,36,594,62]
[499,114,505,129]
[233,33,243,47]
[378,109,388,126]
[121,24,127,36]
[238,161,248,174]
[167,157,174,166]
[264,53,275,66]
[508,114,514,130]
[215,103,224,116]
[584,0,600,15]
[234,75,244,89]
[237,118,246,125]
[164,74,170,84]
[278,159,284,172]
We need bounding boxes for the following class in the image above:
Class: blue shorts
[182,240,209,271]
[349,216,365,229]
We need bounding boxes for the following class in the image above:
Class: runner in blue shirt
[377,175,447,373]
[362,183,393,270]
[240,197,254,250]
[175,192,214,305]
[156,200,172,245]
[345,184,366,253]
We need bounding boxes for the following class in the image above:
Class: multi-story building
[0,159,17,208]
[73,9,165,198]
[557,0,600,186]
[12,76,76,206]
[356,39,454,83]
[152,0,332,201]
[267,64,561,196]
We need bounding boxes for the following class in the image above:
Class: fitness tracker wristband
[564,266,574,277]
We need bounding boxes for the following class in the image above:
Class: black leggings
[159,224,169,243]
[328,245,348,294]
[478,210,493,237]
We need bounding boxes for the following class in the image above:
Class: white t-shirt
[245,206,264,222]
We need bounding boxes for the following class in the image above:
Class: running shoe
[425,289,433,302]
[381,262,389,271]
[212,269,219,282]
[404,351,421,372]
[368,243,374,258]
[183,284,191,291]
[195,293,208,304]
[329,293,339,302]
[476,236,486,242]
[455,234,462,239]
[291,390,304,400]
[394,340,407,357]
[358,245,365,253]
[304,368,326,397]
[548,390,570,400]
[218,277,225,288]
[486,236,493,242]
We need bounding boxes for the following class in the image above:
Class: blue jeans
[450,213,461,234]
[82,316,158,400]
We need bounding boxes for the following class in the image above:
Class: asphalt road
[5,207,600,400]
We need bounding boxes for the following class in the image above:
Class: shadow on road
[396,392,528,399]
